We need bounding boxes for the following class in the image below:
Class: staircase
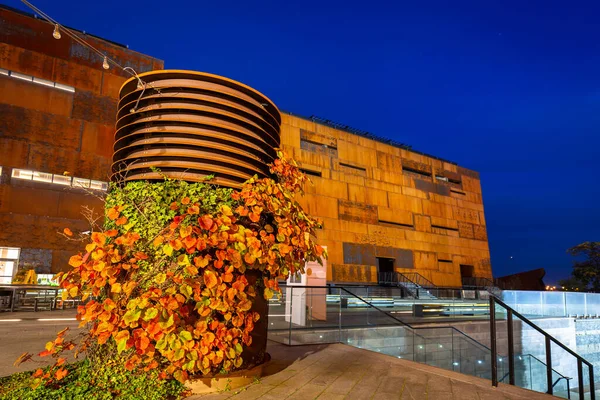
[462,277,503,298]
[378,271,438,299]
[268,286,585,398]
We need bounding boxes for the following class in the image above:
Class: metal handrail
[490,296,594,399]
[276,285,572,395]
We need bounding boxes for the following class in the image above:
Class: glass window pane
[90,180,108,191]
[52,174,72,185]
[32,77,55,88]
[11,169,34,180]
[0,260,16,283]
[32,171,53,183]
[0,247,20,259]
[55,83,75,93]
[73,177,91,188]
[10,71,32,81]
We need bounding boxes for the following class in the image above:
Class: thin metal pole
[490,296,498,387]
[288,287,293,345]
[507,309,515,385]
[338,288,342,342]
[589,364,595,400]
[578,359,584,400]
[546,336,553,395]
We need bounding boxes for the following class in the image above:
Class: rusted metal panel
[0,7,163,79]
[338,200,378,224]
[414,179,451,196]
[113,70,281,187]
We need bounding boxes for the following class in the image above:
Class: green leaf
[155,337,167,350]
[143,308,158,321]
[123,309,141,325]
[179,330,193,342]
[117,338,128,354]
[235,343,243,354]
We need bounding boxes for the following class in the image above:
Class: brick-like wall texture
[0,6,163,274]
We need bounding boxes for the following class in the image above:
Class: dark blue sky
[8,0,599,283]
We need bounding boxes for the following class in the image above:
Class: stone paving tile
[320,371,366,395]
[186,343,557,400]
[315,393,346,400]
[187,392,233,400]
[448,380,480,400]
[254,383,299,400]
[376,375,406,395]
[399,382,427,399]
[287,383,327,400]
[344,384,384,400]
[227,383,276,400]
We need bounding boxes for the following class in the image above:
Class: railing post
[589,363,596,400]
[338,288,342,343]
[578,359,584,400]
[545,336,553,395]
[490,296,498,387]
[507,309,515,385]
[288,287,293,345]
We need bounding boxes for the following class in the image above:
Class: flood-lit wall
[0,6,163,275]
[280,114,492,286]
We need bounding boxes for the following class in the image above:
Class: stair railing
[490,296,594,399]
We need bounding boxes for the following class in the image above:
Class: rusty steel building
[0,5,491,287]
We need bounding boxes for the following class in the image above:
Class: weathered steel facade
[113,71,280,187]
[0,6,163,275]
[0,6,492,285]
[279,114,492,287]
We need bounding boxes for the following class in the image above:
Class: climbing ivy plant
[15,152,325,390]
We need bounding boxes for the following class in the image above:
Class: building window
[10,168,108,191]
[0,247,20,284]
[0,68,75,93]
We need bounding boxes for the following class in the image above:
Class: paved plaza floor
[1,309,555,399]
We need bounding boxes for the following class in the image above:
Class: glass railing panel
[566,292,586,317]
[542,291,566,317]
[585,293,600,317]
[514,291,543,317]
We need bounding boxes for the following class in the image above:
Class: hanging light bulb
[102,56,110,70]
[52,24,61,40]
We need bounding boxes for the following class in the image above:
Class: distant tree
[568,242,600,292]
[558,276,587,292]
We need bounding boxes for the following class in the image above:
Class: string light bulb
[102,56,110,70]
[52,24,61,39]
[136,80,144,90]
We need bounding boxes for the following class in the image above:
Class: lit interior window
[9,168,108,191]
[0,247,20,284]
[11,169,34,180]
[32,171,53,183]
[3,70,75,93]
[73,178,91,188]
[90,180,108,191]
[52,175,72,186]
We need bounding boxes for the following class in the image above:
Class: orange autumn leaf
[187,205,199,215]
[203,270,218,289]
[199,215,214,230]
[107,207,120,221]
[63,228,73,237]
[181,197,190,205]
[115,216,128,226]
[179,226,192,239]
[69,255,84,268]
[55,367,68,381]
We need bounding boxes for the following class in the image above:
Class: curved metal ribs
[112,70,281,188]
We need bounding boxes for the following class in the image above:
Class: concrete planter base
[185,362,266,395]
